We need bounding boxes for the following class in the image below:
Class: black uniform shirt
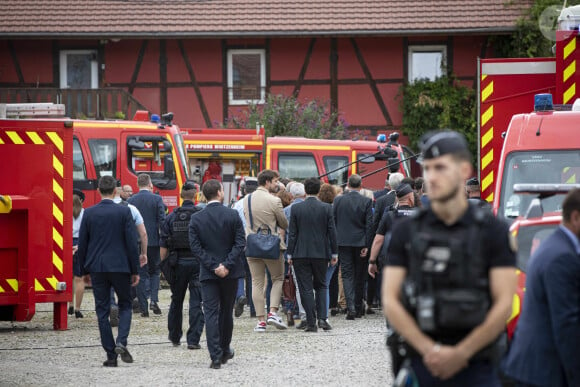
[386,204,515,269]
[376,205,415,236]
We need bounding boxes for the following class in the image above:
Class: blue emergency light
[534,93,553,112]
[377,134,387,143]
[151,114,160,123]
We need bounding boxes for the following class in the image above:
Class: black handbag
[245,194,281,260]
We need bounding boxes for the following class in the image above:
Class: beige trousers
[247,253,285,318]
[338,266,347,309]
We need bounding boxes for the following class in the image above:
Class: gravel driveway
[0,288,393,386]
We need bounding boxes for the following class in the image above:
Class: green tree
[398,75,477,160]
[492,0,580,58]
[225,94,348,139]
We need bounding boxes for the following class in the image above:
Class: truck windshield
[499,150,580,218]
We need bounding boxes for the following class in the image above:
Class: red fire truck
[0,103,73,330]
[181,128,264,205]
[478,4,580,336]
[265,133,414,190]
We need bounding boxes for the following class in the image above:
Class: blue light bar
[534,93,553,112]
[151,114,160,123]
[377,134,387,143]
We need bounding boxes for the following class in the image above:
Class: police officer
[160,182,204,349]
[382,131,517,386]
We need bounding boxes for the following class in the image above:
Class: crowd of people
[73,129,580,385]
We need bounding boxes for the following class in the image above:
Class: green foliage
[398,75,477,160]
[492,0,580,58]
[114,111,126,120]
[224,94,348,139]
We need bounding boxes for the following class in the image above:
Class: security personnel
[382,131,517,386]
[160,182,204,349]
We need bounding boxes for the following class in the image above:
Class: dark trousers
[137,246,161,311]
[329,264,339,309]
[339,246,367,313]
[168,259,204,346]
[293,258,328,326]
[90,272,133,360]
[410,357,501,387]
[201,278,238,362]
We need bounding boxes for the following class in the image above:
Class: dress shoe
[74,310,84,318]
[318,319,333,331]
[140,311,149,318]
[304,325,318,332]
[295,320,307,330]
[187,344,201,350]
[114,344,133,363]
[68,306,74,315]
[221,349,234,364]
[234,296,247,318]
[210,360,221,369]
[346,311,356,320]
[366,307,376,315]
[286,311,295,327]
[330,308,339,316]
[103,358,118,367]
[151,302,162,315]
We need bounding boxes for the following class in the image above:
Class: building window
[227,49,265,105]
[59,50,98,89]
[408,45,447,82]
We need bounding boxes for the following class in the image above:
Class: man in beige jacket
[244,169,289,332]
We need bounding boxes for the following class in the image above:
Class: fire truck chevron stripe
[481,149,493,170]
[481,81,493,102]
[53,227,63,250]
[34,279,45,291]
[564,83,576,104]
[26,131,45,145]
[46,276,58,290]
[481,106,493,127]
[46,132,63,153]
[481,127,493,149]
[53,179,63,202]
[53,203,63,226]
[7,279,18,291]
[564,37,576,60]
[564,60,576,83]
[53,155,63,178]
[6,131,24,144]
[0,137,4,144]
[485,192,493,203]
[52,251,63,274]
[482,171,494,192]
[481,74,487,82]
[0,285,4,293]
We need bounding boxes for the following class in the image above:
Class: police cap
[396,183,413,198]
[182,181,197,191]
[73,188,85,202]
[419,131,469,160]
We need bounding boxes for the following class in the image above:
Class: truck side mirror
[163,154,175,180]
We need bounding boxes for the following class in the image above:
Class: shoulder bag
[245,194,281,260]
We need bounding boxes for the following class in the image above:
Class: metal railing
[0,88,147,120]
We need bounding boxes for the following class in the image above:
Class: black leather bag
[246,194,281,260]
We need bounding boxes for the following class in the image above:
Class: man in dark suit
[77,175,141,367]
[189,179,246,369]
[333,174,373,320]
[128,173,166,316]
[502,189,580,386]
[287,177,338,332]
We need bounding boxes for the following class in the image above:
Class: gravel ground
[0,288,393,386]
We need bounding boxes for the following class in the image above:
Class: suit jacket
[243,186,289,251]
[77,199,139,275]
[372,190,396,234]
[188,202,246,281]
[502,227,580,387]
[287,197,338,259]
[333,190,373,247]
[128,189,166,246]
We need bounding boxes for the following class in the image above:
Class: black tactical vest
[403,204,491,338]
[170,206,199,251]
